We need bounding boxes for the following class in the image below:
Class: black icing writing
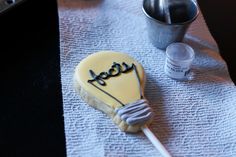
[88,62,135,86]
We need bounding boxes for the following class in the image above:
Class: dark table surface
[0,0,66,156]
[0,0,235,156]
[197,1,236,84]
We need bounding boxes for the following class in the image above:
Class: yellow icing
[74,51,145,109]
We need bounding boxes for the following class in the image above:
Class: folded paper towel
[58,0,236,156]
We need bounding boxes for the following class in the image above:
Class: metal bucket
[142,0,199,49]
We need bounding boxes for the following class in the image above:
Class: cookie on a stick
[74,51,171,157]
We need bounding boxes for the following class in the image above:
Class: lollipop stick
[141,125,172,157]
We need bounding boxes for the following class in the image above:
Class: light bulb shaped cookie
[74,51,153,132]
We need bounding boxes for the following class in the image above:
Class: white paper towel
[58,0,236,156]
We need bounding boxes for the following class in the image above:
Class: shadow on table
[184,38,234,85]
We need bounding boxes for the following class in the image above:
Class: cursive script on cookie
[88,62,135,86]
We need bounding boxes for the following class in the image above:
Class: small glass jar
[164,42,195,81]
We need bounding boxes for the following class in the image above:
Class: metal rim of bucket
[142,0,200,26]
